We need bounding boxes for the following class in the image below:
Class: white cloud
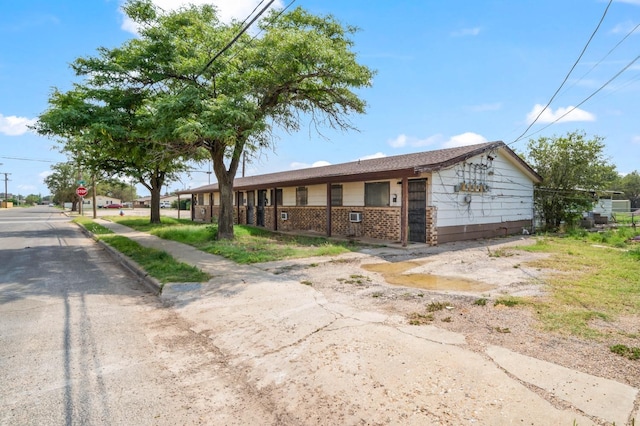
[0,114,36,136]
[121,0,284,33]
[441,132,488,148]
[632,135,640,145]
[290,160,331,169]
[451,27,481,37]
[526,104,596,124]
[387,133,441,148]
[357,152,386,161]
[611,20,640,34]
[614,0,640,5]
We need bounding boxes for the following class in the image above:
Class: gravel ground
[254,236,640,390]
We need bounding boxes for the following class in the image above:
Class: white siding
[307,184,326,205]
[282,187,296,206]
[593,198,613,218]
[431,152,535,228]
[343,182,364,206]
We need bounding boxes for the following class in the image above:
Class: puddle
[362,261,494,292]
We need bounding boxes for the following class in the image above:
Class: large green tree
[614,171,640,209]
[99,0,374,239]
[36,84,200,223]
[44,162,86,210]
[525,131,618,229]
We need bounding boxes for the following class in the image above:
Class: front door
[257,190,267,227]
[246,191,255,225]
[408,179,427,243]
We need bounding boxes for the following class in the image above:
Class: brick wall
[426,206,437,246]
[196,204,405,243]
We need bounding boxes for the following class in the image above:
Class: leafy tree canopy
[524,131,618,229]
[613,171,640,209]
[106,0,373,238]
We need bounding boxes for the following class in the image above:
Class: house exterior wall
[188,149,536,245]
[592,198,613,219]
[431,152,535,243]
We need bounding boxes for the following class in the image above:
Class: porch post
[401,177,409,247]
[273,187,278,231]
[209,192,213,222]
[177,195,181,219]
[326,183,332,237]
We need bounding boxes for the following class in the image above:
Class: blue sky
[1,0,639,197]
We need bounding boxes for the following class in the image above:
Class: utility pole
[1,172,11,208]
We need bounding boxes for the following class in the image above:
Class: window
[296,187,308,206]
[365,182,390,207]
[331,184,343,206]
[197,194,205,206]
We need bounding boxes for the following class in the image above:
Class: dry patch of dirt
[256,236,640,389]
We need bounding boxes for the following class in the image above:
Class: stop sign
[76,186,88,197]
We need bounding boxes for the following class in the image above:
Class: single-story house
[177,141,542,246]
[134,195,180,208]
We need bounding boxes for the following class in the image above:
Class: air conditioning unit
[349,212,362,223]
[280,212,289,220]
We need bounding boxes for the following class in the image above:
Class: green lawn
[73,217,210,285]
[516,227,640,338]
[109,217,361,264]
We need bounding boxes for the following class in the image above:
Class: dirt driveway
[96,216,638,424]
[253,236,640,393]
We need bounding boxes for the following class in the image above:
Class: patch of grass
[473,298,488,306]
[495,327,511,333]
[407,312,434,325]
[426,301,448,312]
[300,280,313,286]
[73,217,114,235]
[441,316,452,323]
[99,235,210,284]
[610,344,640,360]
[110,217,361,264]
[371,291,383,298]
[337,274,371,285]
[494,297,522,307]
[515,233,640,338]
[487,247,514,258]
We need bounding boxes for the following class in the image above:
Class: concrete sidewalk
[93,219,639,425]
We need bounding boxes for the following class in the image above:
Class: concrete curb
[76,223,163,295]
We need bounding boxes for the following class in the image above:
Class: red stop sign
[76,186,88,197]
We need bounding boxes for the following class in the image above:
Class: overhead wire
[510,0,613,145]
[515,54,640,142]
[218,0,298,67]
[198,0,278,78]
[560,21,640,96]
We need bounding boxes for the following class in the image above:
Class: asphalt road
[0,206,263,425]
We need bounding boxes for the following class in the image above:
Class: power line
[561,21,640,96]
[198,0,277,77]
[516,54,640,142]
[510,0,613,145]
[0,155,56,163]
[219,0,298,67]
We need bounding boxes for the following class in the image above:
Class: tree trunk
[149,170,165,224]
[209,138,243,240]
[217,175,234,240]
[150,185,162,224]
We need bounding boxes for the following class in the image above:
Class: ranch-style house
[178,141,542,246]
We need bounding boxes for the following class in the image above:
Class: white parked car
[160,201,171,208]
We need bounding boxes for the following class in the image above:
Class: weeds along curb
[76,223,163,296]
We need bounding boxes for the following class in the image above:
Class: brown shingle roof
[179,141,541,194]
